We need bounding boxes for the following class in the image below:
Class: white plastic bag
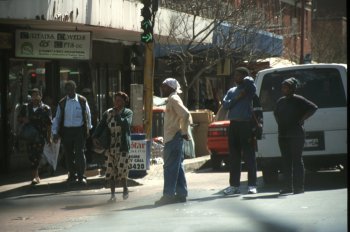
[43,139,61,171]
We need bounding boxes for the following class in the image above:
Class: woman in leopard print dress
[18,88,52,185]
[92,92,133,203]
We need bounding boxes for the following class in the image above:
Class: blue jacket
[222,77,256,121]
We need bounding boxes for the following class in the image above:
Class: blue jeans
[162,131,188,197]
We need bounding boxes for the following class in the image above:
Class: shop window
[7,60,47,134]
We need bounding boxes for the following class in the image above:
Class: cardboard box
[190,110,213,157]
[190,110,214,123]
[192,124,210,156]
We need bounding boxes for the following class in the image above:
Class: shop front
[0,26,135,172]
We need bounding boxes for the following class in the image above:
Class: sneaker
[107,196,116,203]
[223,186,240,195]
[247,186,257,194]
[78,178,87,185]
[154,195,177,206]
[31,177,40,185]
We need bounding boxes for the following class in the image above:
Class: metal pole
[143,42,154,140]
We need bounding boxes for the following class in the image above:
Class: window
[259,68,346,111]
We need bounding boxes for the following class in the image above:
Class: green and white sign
[15,30,91,60]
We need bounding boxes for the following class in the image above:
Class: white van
[255,64,347,184]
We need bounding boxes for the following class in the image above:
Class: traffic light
[141,0,153,43]
[130,44,145,70]
[30,72,37,84]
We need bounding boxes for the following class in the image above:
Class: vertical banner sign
[129,140,147,170]
[15,30,91,60]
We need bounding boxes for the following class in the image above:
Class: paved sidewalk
[0,155,210,199]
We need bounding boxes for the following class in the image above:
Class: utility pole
[140,0,157,140]
[143,42,154,141]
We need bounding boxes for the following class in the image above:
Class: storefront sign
[0,32,12,49]
[129,140,147,170]
[15,30,91,60]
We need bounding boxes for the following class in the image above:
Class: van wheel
[262,167,279,184]
[211,154,222,170]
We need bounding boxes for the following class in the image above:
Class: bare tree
[312,20,347,63]
[155,0,282,106]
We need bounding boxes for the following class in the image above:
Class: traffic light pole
[143,42,154,141]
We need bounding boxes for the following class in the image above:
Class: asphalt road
[0,166,347,232]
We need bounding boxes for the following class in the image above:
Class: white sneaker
[223,186,241,195]
[247,186,257,194]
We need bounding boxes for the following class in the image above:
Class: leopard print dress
[104,112,130,181]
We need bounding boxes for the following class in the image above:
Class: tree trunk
[179,62,188,106]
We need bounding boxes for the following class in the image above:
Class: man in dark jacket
[52,81,92,185]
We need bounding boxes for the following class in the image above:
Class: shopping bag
[43,139,61,171]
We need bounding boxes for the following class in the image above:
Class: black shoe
[175,195,187,203]
[78,178,87,185]
[293,188,304,194]
[67,173,78,183]
[154,195,177,206]
[66,177,76,185]
[123,188,129,200]
[279,188,293,195]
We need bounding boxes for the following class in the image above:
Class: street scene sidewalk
[0,155,210,199]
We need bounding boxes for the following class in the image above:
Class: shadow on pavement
[116,204,157,211]
[198,163,347,194]
[0,168,141,199]
[258,168,347,193]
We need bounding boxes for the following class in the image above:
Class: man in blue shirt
[222,67,257,195]
[52,80,92,185]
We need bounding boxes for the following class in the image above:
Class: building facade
[311,0,347,63]
[0,0,314,172]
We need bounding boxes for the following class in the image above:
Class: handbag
[96,125,111,149]
[19,123,41,143]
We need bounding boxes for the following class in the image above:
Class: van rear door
[255,64,347,183]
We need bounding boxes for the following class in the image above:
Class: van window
[259,68,346,111]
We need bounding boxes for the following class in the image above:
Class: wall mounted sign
[0,32,12,49]
[15,30,91,60]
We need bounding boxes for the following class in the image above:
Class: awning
[213,24,283,57]
[155,24,283,58]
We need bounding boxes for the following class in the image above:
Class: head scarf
[282,77,299,91]
[162,78,182,93]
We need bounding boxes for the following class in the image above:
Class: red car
[207,96,263,170]
[207,106,230,169]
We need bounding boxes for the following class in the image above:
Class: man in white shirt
[155,78,191,206]
[52,80,92,185]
